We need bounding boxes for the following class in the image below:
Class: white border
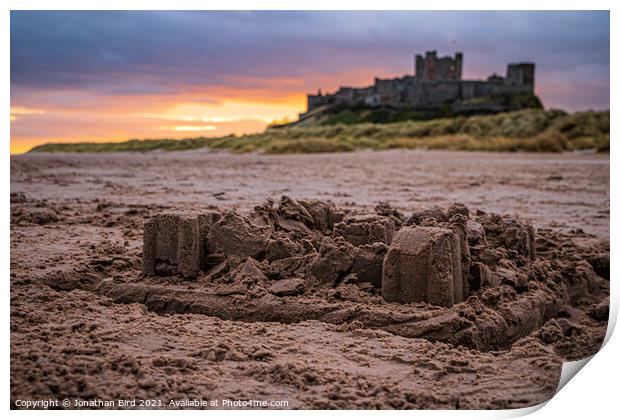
[4,2,616,419]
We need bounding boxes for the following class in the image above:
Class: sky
[10,11,610,154]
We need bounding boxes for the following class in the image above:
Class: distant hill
[29,108,609,155]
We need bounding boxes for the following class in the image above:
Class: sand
[10,149,609,409]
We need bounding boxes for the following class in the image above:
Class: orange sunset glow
[10,97,307,154]
[9,69,383,154]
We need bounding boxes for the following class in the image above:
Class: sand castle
[142,196,543,308]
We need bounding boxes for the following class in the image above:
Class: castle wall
[411,81,461,106]
[375,79,405,104]
[307,94,328,111]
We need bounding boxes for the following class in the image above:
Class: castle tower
[506,63,535,90]
[415,51,463,81]
[454,52,463,80]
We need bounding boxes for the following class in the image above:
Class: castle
[301,51,535,118]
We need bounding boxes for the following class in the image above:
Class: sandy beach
[10,149,609,409]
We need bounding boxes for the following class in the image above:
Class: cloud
[11,11,609,102]
[10,106,46,121]
[163,125,217,132]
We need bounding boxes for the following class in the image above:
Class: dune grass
[29,109,609,154]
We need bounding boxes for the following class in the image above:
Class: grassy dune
[28,137,210,153]
[30,109,609,154]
